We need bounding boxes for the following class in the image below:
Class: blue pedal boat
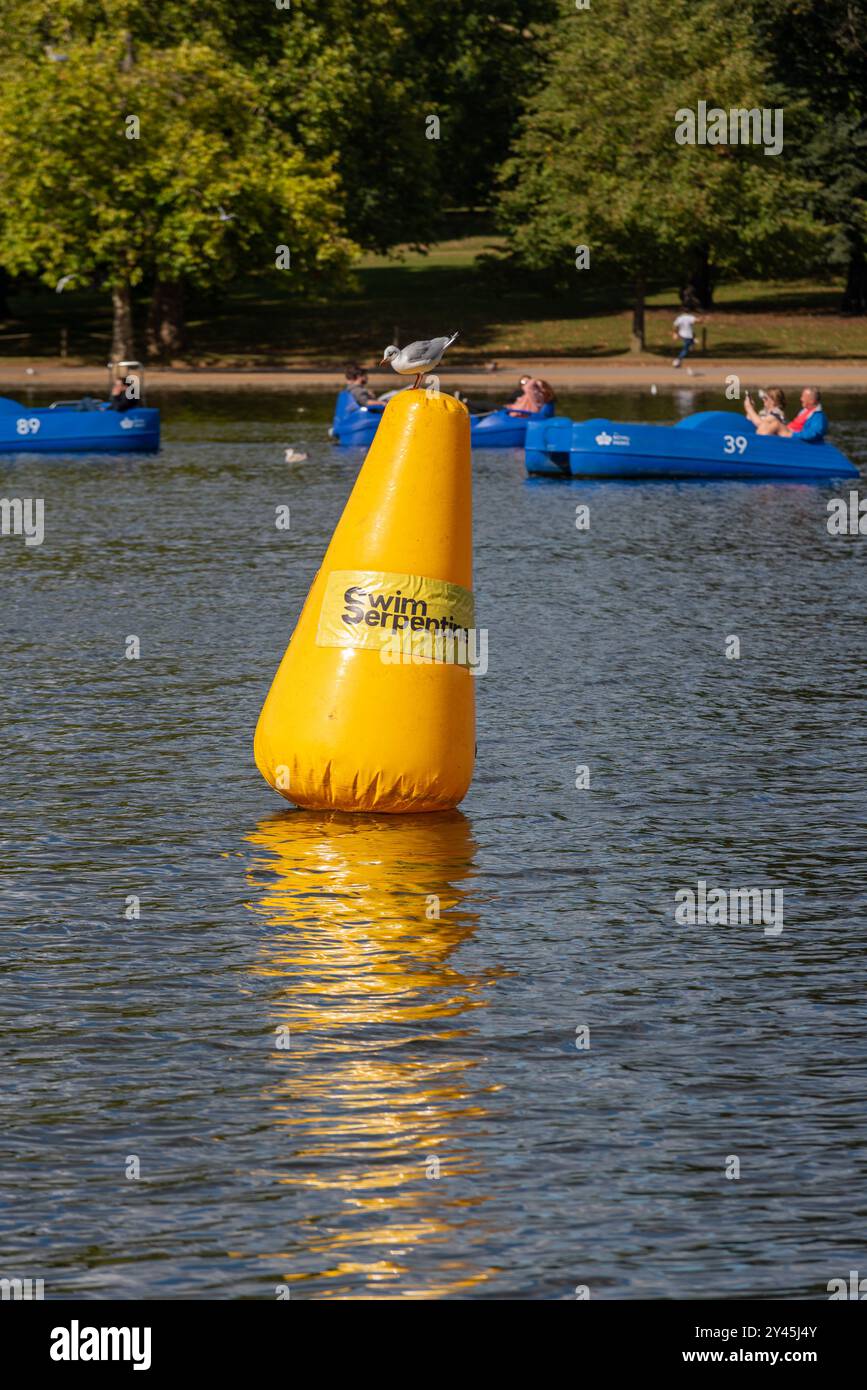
[330,389,552,448]
[0,361,159,454]
[329,390,386,446]
[470,401,554,447]
[525,410,858,482]
[0,397,160,453]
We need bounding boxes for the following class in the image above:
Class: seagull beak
[379,357,388,366]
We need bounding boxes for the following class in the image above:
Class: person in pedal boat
[109,375,136,411]
[504,375,531,405]
[344,363,384,408]
[456,376,556,416]
[787,387,828,441]
[743,386,787,434]
[508,377,556,413]
[460,375,533,414]
[743,385,827,441]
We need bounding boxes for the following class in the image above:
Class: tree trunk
[0,267,10,318]
[120,30,135,73]
[146,278,186,359]
[111,281,135,360]
[685,245,714,309]
[841,246,867,315]
[630,275,646,352]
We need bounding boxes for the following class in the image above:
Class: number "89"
[16,418,41,435]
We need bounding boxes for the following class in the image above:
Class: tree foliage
[0,0,862,356]
[271,0,556,250]
[496,0,831,334]
[0,2,355,353]
[753,0,867,310]
[0,0,557,352]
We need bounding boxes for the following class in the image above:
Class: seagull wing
[400,338,437,364]
[403,335,458,365]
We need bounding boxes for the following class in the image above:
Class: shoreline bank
[0,359,863,393]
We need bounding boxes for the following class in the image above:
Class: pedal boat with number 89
[0,363,159,454]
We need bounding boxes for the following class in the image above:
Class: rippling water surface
[2,388,866,1299]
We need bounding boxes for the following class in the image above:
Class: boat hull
[525,413,858,482]
[0,400,160,454]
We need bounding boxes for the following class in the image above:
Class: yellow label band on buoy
[316,569,475,663]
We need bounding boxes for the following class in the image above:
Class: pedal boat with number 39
[524,410,858,481]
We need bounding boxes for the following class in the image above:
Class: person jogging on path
[672,310,704,367]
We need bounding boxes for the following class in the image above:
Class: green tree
[0,0,555,355]
[404,0,557,219]
[271,0,555,251]
[753,0,867,312]
[0,7,355,356]
[497,0,828,348]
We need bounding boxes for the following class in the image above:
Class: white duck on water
[380,331,459,389]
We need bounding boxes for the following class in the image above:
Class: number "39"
[723,434,747,454]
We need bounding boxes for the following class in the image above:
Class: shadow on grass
[648,343,867,360]
[1,262,863,365]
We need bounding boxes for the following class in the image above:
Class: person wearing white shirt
[671,311,704,367]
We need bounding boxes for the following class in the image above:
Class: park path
[0,359,863,392]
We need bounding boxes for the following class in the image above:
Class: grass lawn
[2,236,865,366]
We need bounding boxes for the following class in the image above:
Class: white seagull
[380,331,459,389]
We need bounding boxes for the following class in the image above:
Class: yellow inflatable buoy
[254,389,475,812]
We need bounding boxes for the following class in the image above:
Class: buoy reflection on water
[244,809,504,1297]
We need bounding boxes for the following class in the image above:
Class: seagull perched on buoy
[380,332,459,389]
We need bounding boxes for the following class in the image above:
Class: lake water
[2,388,866,1299]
